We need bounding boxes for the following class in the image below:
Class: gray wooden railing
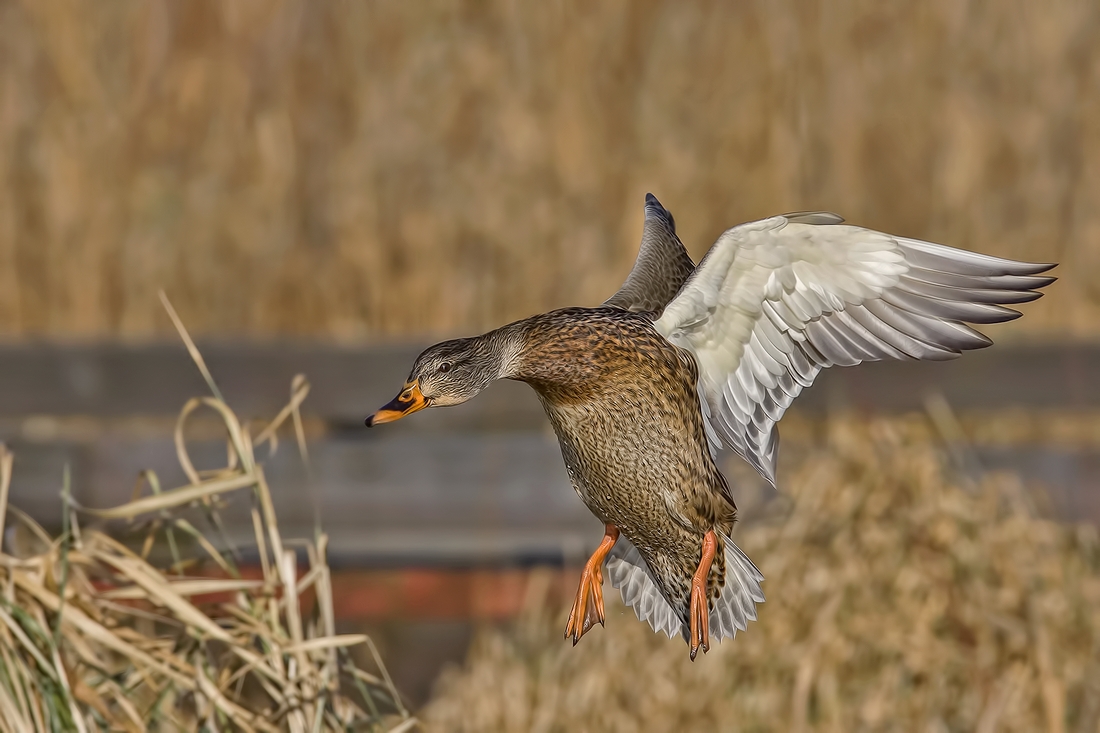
[0,342,1096,563]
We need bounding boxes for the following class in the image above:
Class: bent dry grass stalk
[0,349,415,730]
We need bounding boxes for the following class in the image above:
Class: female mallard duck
[366,194,1055,659]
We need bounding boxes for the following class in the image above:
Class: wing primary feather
[863,299,992,353]
[906,268,1057,291]
[898,238,1056,276]
[652,212,1054,489]
[881,288,1022,324]
[897,277,1046,305]
[844,305,949,360]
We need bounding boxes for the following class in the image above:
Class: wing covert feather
[655,214,1055,485]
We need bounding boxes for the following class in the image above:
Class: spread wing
[604,193,696,315]
[654,214,1056,485]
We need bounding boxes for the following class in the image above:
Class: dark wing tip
[974,331,995,348]
[644,193,676,232]
[995,260,1058,276]
[1031,275,1057,295]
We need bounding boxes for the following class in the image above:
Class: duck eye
[438,362,452,374]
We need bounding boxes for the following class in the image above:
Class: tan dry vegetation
[423,416,1100,732]
[0,0,1097,341]
[0,379,415,731]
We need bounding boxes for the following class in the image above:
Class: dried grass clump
[424,417,1100,732]
[0,381,415,730]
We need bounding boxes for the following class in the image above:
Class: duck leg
[564,524,620,645]
[689,529,718,661]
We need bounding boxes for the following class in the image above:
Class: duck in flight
[366,194,1055,659]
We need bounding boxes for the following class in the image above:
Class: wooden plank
[1,429,603,564]
[0,342,1097,424]
[4,426,1100,564]
[0,341,551,430]
[803,342,1099,414]
[2,341,1098,565]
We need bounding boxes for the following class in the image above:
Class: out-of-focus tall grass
[423,416,1100,732]
[1,0,1096,340]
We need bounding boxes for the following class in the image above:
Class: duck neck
[484,310,598,396]
[473,319,529,384]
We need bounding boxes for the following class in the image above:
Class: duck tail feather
[708,534,765,643]
[605,536,686,639]
[605,534,765,644]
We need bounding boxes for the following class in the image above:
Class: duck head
[365,332,520,426]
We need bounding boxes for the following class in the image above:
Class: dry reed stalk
[0,345,416,730]
[423,416,1100,732]
[0,0,1095,341]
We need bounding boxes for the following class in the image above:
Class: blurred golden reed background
[1,0,1097,342]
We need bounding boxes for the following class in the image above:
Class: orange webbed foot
[564,524,619,646]
[689,530,718,661]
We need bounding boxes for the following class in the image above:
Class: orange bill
[365,381,428,426]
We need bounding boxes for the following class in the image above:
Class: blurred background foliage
[1,0,1097,342]
[3,4,1100,727]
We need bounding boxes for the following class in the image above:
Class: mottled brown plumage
[514,307,735,622]
[367,302,746,656]
[366,192,1053,658]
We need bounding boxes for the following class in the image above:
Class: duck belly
[520,307,744,628]
[543,401,765,640]
[541,392,732,614]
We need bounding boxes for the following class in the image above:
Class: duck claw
[688,580,710,660]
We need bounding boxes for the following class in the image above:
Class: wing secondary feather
[654,214,1055,484]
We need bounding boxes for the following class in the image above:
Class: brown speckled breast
[509,306,736,618]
